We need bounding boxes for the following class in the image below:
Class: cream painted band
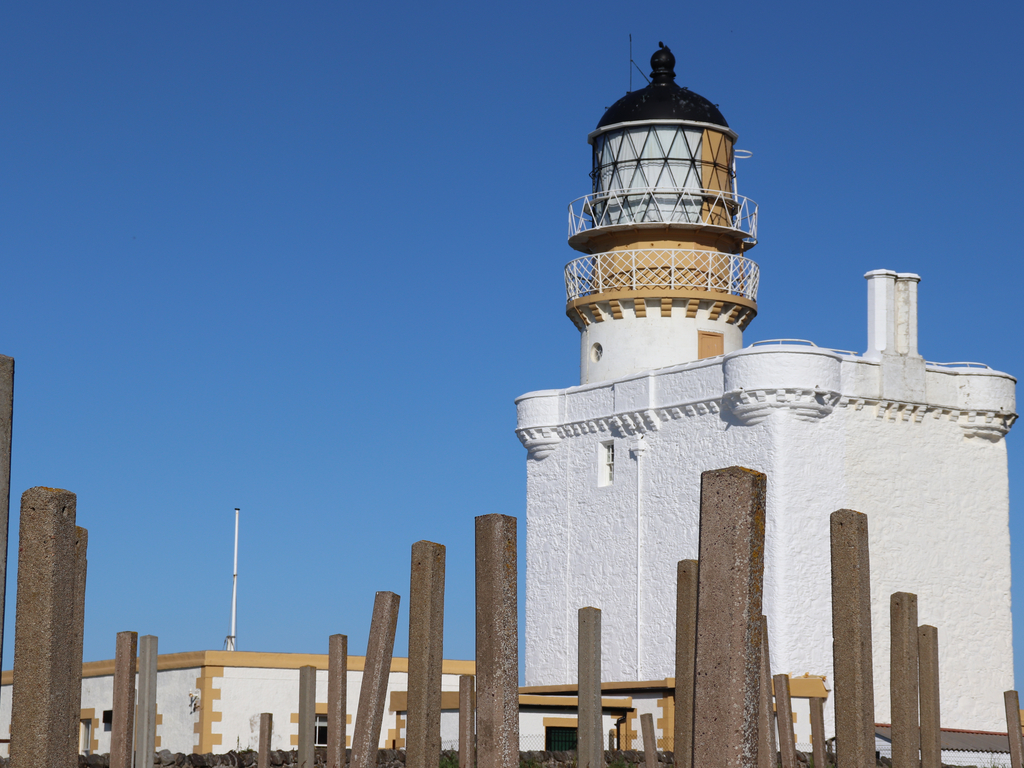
[542,717,578,728]
[587,119,739,144]
[567,289,756,314]
[569,220,752,253]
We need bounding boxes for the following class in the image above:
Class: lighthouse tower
[517,42,1016,741]
[567,44,759,384]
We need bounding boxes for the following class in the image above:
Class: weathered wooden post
[578,607,602,768]
[258,713,273,768]
[918,625,941,768]
[9,486,78,768]
[298,665,316,768]
[69,526,88,759]
[773,675,797,768]
[641,712,658,768]
[407,541,446,768]
[135,634,159,768]
[758,615,777,768]
[459,675,476,768]
[351,591,401,768]
[328,634,348,768]
[890,592,919,768]
[0,357,14,676]
[692,467,766,768]
[110,631,138,768]
[1004,691,1023,768]
[830,509,876,768]
[475,514,519,768]
[675,559,698,768]
[808,697,826,768]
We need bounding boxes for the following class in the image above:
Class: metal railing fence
[564,249,759,303]
[568,187,758,241]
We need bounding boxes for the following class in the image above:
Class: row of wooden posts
[5,463,1024,768]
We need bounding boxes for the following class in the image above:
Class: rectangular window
[80,719,92,755]
[698,331,724,359]
[545,726,578,751]
[599,441,615,486]
[102,710,112,733]
[315,714,328,747]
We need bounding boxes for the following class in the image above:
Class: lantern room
[564,44,761,384]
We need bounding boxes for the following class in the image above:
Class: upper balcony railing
[568,187,758,242]
[564,249,759,303]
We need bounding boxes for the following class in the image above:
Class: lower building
[0,650,472,756]
[2,650,1019,758]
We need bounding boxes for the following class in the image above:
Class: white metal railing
[568,187,758,241]
[925,361,993,369]
[750,339,860,355]
[564,249,759,302]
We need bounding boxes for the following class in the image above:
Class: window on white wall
[599,441,615,486]
[79,719,92,755]
[315,715,328,747]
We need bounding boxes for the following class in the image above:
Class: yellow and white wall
[0,650,473,756]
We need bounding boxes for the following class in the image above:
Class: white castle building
[516,43,1017,737]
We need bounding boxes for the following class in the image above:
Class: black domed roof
[596,44,728,130]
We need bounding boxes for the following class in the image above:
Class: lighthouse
[517,43,1016,742]
[566,44,758,384]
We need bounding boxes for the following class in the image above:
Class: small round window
[590,343,603,362]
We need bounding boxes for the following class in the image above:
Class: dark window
[102,710,112,732]
[545,726,577,751]
[315,715,328,748]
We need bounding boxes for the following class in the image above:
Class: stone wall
[3,748,861,768]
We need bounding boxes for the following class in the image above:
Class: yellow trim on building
[387,713,405,748]
[622,710,638,750]
[656,696,674,750]
[769,674,829,699]
[389,691,462,712]
[80,707,100,755]
[542,717,578,728]
[519,678,673,695]
[290,710,352,746]
[519,695,632,709]
[193,666,224,754]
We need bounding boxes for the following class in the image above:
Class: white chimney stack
[865,269,920,359]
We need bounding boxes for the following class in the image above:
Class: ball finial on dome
[651,42,676,84]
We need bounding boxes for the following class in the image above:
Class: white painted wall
[518,290,1016,736]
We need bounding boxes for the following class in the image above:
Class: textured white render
[517,272,1016,735]
[579,300,744,384]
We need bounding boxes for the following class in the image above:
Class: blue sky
[3,0,1024,692]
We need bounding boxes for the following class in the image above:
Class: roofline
[1,650,476,685]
